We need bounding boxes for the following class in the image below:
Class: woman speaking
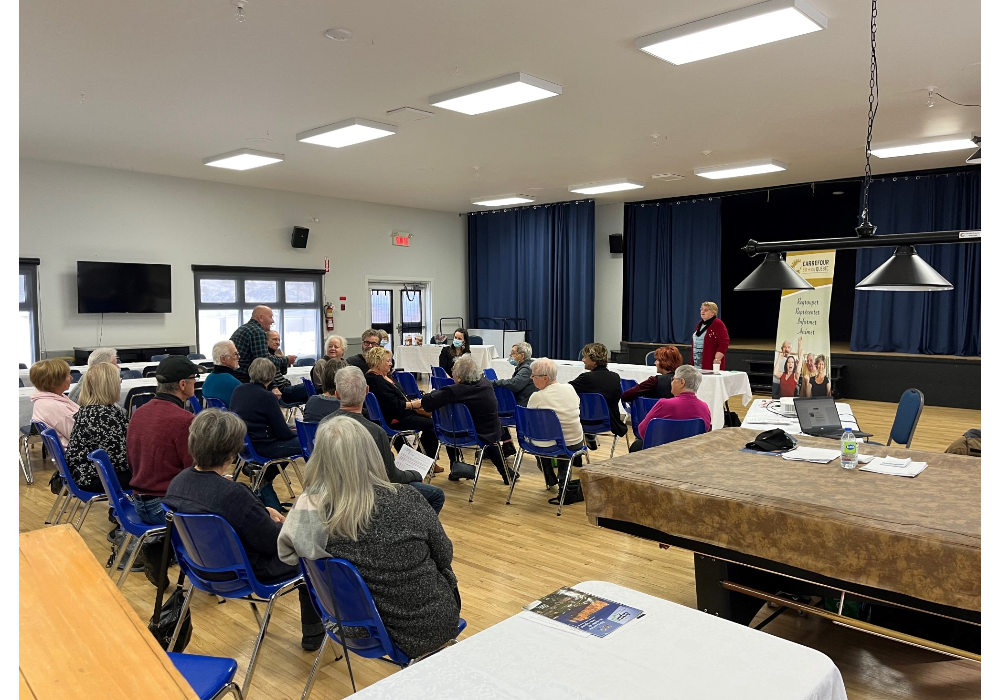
[691,301,730,370]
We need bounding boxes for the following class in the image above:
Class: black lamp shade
[855,245,953,291]
[734,252,813,291]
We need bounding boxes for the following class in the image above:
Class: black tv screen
[77,261,172,313]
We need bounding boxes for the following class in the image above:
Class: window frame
[19,260,41,365]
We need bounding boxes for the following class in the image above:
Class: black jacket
[420,378,502,443]
[569,366,628,437]
[492,359,538,407]
[331,410,422,484]
[346,353,368,371]
[366,372,413,424]
[230,381,295,445]
[437,346,471,377]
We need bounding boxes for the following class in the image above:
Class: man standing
[267,329,309,404]
[346,329,382,370]
[230,306,296,381]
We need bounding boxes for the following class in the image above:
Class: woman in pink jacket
[29,359,79,446]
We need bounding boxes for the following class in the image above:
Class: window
[19,261,40,366]
[193,267,323,359]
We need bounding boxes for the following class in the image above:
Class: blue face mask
[508,356,518,366]
[380,340,389,347]
[452,339,463,348]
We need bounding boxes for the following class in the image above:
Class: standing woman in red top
[691,301,730,370]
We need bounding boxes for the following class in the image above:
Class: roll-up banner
[772,250,836,399]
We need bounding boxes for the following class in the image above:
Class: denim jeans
[409,481,446,514]
[133,495,166,525]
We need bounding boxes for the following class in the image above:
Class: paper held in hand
[394,445,435,479]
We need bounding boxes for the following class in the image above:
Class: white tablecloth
[351,580,847,700]
[741,398,862,436]
[19,360,215,387]
[394,345,497,374]
[489,360,752,430]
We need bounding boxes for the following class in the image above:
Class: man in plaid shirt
[230,306,297,382]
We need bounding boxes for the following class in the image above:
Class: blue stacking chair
[886,389,924,448]
[509,406,589,515]
[187,353,207,360]
[163,509,304,698]
[644,351,656,366]
[235,434,302,498]
[120,369,142,379]
[294,357,316,367]
[125,387,157,418]
[295,419,319,459]
[430,375,454,390]
[394,371,422,400]
[483,367,498,381]
[619,378,638,412]
[579,393,621,459]
[39,426,107,530]
[167,652,243,700]
[363,394,423,452]
[151,354,169,362]
[301,377,318,397]
[19,420,41,485]
[204,397,227,410]
[630,396,659,434]
[431,403,509,503]
[297,557,466,697]
[493,386,517,429]
[468,335,484,345]
[188,396,204,414]
[430,366,447,379]
[88,449,167,588]
[642,418,706,450]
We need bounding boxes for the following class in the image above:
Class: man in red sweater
[127,355,200,526]
[631,365,712,452]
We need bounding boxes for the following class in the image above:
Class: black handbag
[48,472,64,495]
[147,518,192,651]
[561,479,585,505]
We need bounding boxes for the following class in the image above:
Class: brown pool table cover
[580,428,980,612]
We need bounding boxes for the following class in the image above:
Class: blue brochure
[525,587,644,638]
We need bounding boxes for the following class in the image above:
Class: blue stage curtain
[468,201,595,359]
[851,169,980,356]
[624,198,722,343]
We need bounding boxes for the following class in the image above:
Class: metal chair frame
[430,375,455,390]
[39,425,107,530]
[363,394,423,453]
[430,403,509,503]
[19,423,39,484]
[578,393,620,459]
[507,406,590,515]
[232,435,302,498]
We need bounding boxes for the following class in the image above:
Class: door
[368,282,429,349]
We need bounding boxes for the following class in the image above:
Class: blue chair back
[187,353,206,360]
[513,405,583,459]
[619,379,638,410]
[579,393,614,436]
[294,357,316,367]
[165,510,260,598]
[151,354,169,362]
[430,366,447,379]
[888,388,924,448]
[241,433,300,465]
[643,418,706,449]
[120,369,141,379]
[483,368,498,381]
[630,396,658,430]
[644,351,656,366]
[468,335,484,345]
[166,653,238,700]
[295,419,319,458]
[204,397,227,410]
[188,396,203,414]
[88,449,160,539]
[493,386,517,428]
[432,403,481,450]
[394,371,422,399]
[302,378,318,397]
[363,394,398,437]
[299,557,410,665]
[431,376,455,390]
[39,427,93,503]
[19,378,23,387]
[69,369,82,384]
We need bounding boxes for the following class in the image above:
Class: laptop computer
[793,397,871,439]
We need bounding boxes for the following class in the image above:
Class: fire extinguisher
[324,302,335,331]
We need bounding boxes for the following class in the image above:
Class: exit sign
[392,232,411,247]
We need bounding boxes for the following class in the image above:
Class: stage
[619,340,980,409]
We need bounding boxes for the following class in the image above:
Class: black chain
[860,0,879,231]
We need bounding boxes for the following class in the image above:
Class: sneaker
[107,527,122,543]
[301,632,325,651]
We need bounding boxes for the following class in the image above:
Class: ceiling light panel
[297,118,397,148]
[430,73,562,115]
[636,0,827,65]
[569,179,645,195]
[471,194,535,206]
[869,134,978,158]
[694,158,787,179]
[203,148,284,170]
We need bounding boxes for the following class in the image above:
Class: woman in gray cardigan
[278,415,461,660]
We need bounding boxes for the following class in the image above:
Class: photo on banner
[772,250,836,399]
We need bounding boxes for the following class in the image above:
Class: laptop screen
[794,397,842,431]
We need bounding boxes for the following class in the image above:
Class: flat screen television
[77,261,172,313]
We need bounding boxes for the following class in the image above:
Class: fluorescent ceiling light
[869,134,978,158]
[471,194,535,206]
[430,73,562,115]
[569,179,645,195]
[202,148,284,171]
[636,0,827,65]
[695,158,787,179]
[296,118,397,148]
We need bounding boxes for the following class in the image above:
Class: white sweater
[527,382,584,446]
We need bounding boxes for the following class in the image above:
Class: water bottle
[841,428,858,470]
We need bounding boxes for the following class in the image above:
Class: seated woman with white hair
[68,346,118,403]
[313,334,347,389]
[202,340,245,408]
[630,364,712,452]
[526,357,585,501]
[278,415,461,660]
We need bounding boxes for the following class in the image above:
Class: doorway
[367,280,430,350]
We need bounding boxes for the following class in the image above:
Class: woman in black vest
[622,346,683,402]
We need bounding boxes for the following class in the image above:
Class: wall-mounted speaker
[291,226,309,249]
[609,233,623,254]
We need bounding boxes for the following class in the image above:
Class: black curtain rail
[742,229,981,257]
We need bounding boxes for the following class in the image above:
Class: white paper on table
[744,401,795,425]
[860,458,927,477]
[857,454,875,464]
[780,447,842,464]
[394,445,435,479]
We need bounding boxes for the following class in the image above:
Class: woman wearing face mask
[438,328,470,378]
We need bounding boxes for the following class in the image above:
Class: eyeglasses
[362,339,379,347]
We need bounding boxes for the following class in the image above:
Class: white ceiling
[20,0,981,213]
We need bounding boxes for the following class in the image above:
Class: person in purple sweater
[630,365,711,452]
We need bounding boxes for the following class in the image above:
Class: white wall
[594,202,624,352]
[19,158,467,356]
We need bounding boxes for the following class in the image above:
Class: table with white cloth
[489,359,752,431]
[740,398,862,436]
[393,344,497,374]
[350,580,848,700]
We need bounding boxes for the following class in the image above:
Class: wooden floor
[18,394,981,699]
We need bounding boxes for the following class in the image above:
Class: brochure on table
[525,587,643,638]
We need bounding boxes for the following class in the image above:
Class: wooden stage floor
[18,393,981,700]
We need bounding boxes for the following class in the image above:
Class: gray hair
[212,340,236,364]
[303,415,397,542]
[673,364,702,392]
[532,357,558,382]
[248,357,276,385]
[87,347,117,366]
[452,355,481,383]
[514,341,532,361]
[333,366,367,407]
[188,409,247,469]
[325,335,347,354]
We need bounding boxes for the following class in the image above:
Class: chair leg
[74,499,95,530]
[278,464,295,499]
[467,447,487,503]
[506,449,524,505]
[289,460,303,487]
[609,435,618,459]
[167,584,195,652]
[299,635,328,700]
[214,682,245,700]
[115,530,161,589]
[109,532,135,581]
[45,485,68,524]
[241,594,280,699]
[19,435,34,485]
[557,460,574,517]
[54,496,77,526]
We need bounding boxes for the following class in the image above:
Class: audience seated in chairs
[346,329,382,371]
[621,345,683,403]
[326,366,445,513]
[68,346,118,403]
[164,409,325,651]
[421,355,510,484]
[29,358,79,447]
[491,341,538,407]
[229,358,302,512]
[65,362,133,494]
[365,346,439,459]
[569,343,628,448]
[438,327,471,378]
[629,365,712,452]
[201,340,244,408]
[267,330,309,405]
[303,359,347,422]
[526,358,585,500]
[278,416,461,660]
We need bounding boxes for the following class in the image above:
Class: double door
[369,282,428,349]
